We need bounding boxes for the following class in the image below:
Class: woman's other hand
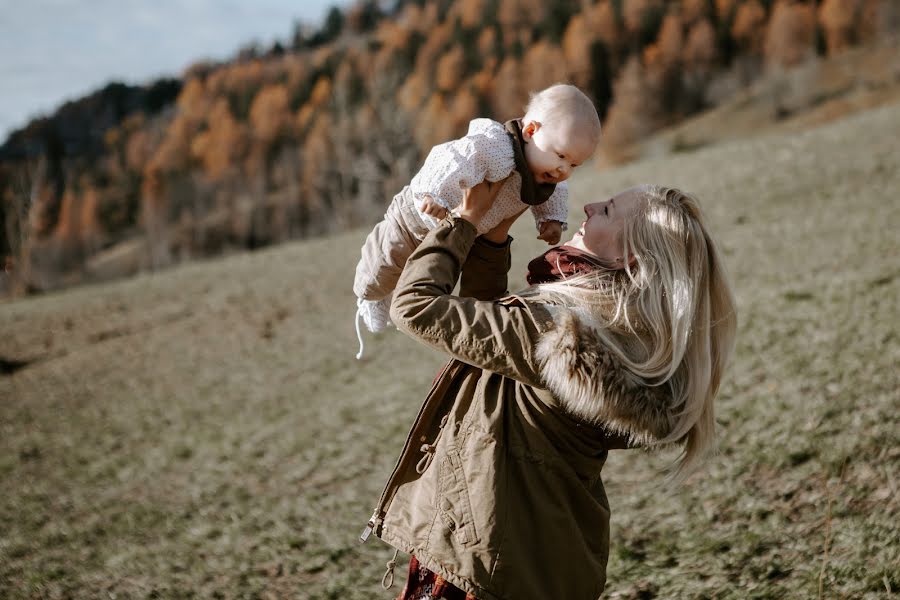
[459,179,508,226]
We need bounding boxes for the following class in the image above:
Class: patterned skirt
[396,555,478,600]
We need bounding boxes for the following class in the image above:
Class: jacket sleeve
[390,217,551,387]
[530,181,569,229]
[458,235,512,301]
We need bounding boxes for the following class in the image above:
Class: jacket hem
[378,529,503,600]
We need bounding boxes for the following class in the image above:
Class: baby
[354,84,601,353]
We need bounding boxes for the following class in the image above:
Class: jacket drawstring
[381,548,400,589]
[415,443,436,474]
[415,414,449,474]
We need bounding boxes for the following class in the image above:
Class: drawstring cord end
[381,548,400,590]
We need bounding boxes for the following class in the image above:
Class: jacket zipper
[359,360,457,543]
[359,510,379,543]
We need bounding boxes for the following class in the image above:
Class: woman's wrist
[456,209,485,227]
[481,229,511,245]
[477,233,511,248]
[447,214,478,238]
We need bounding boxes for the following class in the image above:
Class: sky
[0,0,351,141]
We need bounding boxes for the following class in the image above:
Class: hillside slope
[1,101,898,598]
[629,38,900,161]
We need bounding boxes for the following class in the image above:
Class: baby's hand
[538,220,563,245]
[421,195,449,219]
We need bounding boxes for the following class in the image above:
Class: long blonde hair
[527,185,737,480]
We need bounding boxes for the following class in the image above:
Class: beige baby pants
[354,186,432,302]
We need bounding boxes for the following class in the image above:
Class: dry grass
[632,40,900,164]
[2,100,899,599]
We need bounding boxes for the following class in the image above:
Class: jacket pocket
[437,444,480,547]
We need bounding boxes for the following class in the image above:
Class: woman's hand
[458,178,508,226]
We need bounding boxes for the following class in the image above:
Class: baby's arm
[421,195,449,220]
[531,182,569,245]
[410,123,514,227]
[537,220,563,244]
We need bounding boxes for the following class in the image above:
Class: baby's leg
[354,190,433,337]
[353,193,425,301]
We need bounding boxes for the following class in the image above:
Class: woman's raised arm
[389,213,551,386]
[458,184,528,301]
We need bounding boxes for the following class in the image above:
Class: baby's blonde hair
[527,185,737,482]
[524,84,602,148]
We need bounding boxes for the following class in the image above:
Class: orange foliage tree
[177,78,210,123]
[190,98,249,180]
[457,0,488,29]
[301,112,335,217]
[413,92,457,150]
[715,0,737,20]
[732,0,768,55]
[681,0,710,25]
[655,12,684,69]
[497,0,546,48]
[681,18,718,110]
[601,55,663,162]
[435,46,466,93]
[490,56,528,120]
[586,1,622,55]
[765,0,817,68]
[623,0,665,40]
[562,13,597,90]
[522,41,567,97]
[643,12,684,113]
[819,0,862,55]
[684,18,718,74]
[250,83,291,147]
[448,86,482,136]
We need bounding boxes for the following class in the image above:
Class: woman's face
[563,187,643,264]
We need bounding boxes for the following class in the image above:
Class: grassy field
[2,100,898,599]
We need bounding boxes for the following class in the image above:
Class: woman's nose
[584,203,596,217]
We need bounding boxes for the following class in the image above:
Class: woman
[360,181,737,599]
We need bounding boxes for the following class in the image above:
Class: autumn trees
[1,0,896,293]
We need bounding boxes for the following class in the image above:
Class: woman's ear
[522,120,541,141]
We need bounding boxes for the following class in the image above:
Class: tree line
[0,0,895,294]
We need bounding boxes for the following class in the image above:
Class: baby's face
[522,118,596,184]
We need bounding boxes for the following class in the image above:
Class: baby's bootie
[355,294,393,360]
[357,295,393,333]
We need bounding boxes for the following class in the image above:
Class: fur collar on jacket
[535,307,678,446]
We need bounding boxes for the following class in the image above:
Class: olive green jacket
[364,217,676,600]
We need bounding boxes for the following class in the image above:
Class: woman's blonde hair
[528,185,737,481]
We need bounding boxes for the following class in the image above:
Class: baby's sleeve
[410,121,514,227]
[530,181,569,230]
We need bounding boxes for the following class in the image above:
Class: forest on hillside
[1,0,896,294]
